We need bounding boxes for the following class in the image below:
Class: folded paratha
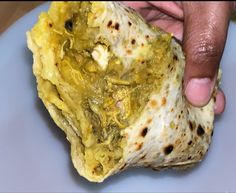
[27,1,216,182]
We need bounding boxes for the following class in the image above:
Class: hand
[123,1,236,114]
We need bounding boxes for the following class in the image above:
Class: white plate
[0,3,236,192]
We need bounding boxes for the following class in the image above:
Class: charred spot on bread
[140,154,146,159]
[141,127,148,137]
[164,145,174,155]
[120,163,127,170]
[114,22,120,30]
[136,142,143,150]
[189,121,194,131]
[107,20,112,27]
[162,97,166,106]
[197,125,205,136]
[131,39,136,45]
[150,99,158,108]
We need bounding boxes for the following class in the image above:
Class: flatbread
[27,1,216,182]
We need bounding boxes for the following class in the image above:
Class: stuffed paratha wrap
[27,1,217,182]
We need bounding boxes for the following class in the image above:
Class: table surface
[0,2,236,34]
[0,2,44,34]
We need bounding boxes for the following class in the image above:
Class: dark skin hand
[123,1,236,114]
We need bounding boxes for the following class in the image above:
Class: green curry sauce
[35,2,174,177]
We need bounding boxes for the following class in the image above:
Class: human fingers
[183,2,232,107]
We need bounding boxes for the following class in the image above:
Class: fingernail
[185,78,213,107]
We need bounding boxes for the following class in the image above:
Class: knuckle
[192,34,223,62]
[195,42,220,59]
